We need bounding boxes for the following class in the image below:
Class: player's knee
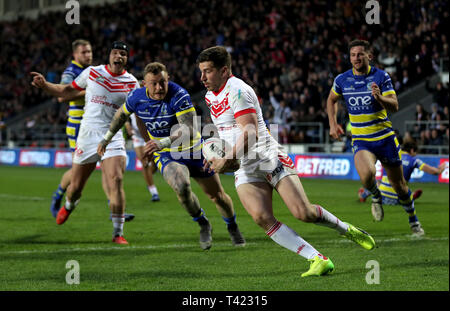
[175,180,192,201]
[291,205,316,223]
[110,173,124,187]
[208,190,229,206]
[252,213,275,230]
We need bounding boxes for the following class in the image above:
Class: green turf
[0,165,448,291]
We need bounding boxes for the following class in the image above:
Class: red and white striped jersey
[204,76,283,172]
[72,65,138,130]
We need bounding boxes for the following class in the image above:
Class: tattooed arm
[144,110,198,155]
[97,106,129,156]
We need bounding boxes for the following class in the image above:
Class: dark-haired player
[31,41,138,244]
[358,141,447,236]
[327,39,420,233]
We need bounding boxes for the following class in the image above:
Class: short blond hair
[143,62,168,77]
[72,39,91,52]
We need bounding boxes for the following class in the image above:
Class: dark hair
[348,39,371,54]
[72,39,91,52]
[402,141,418,152]
[197,46,231,70]
[143,62,167,77]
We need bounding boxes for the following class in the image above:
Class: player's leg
[384,164,423,235]
[135,145,159,201]
[194,173,246,246]
[354,149,384,221]
[236,182,333,276]
[101,155,129,243]
[52,122,79,217]
[162,161,212,250]
[102,164,134,223]
[57,161,97,225]
[50,166,72,217]
[275,174,375,250]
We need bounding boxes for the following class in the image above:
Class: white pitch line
[1,236,447,255]
[0,242,240,255]
[0,193,45,201]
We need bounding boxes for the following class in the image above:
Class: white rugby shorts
[73,126,127,165]
[132,132,145,148]
[234,152,297,188]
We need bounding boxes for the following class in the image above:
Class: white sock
[65,199,79,211]
[314,204,349,234]
[148,185,158,195]
[266,221,324,260]
[111,214,125,237]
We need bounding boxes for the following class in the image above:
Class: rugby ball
[202,137,239,171]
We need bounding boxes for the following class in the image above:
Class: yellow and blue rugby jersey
[332,65,396,141]
[379,151,425,199]
[123,81,201,153]
[61,60,85,124]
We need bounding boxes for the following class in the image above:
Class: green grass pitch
[0,165,448,291]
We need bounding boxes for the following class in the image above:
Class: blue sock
[399,190,417,223]
[53,185,65,199]
[222,214,236,225]
[362,189,371,199]
[367,183,381,200]
[192,208,208,223]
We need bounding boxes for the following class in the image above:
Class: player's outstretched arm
[326,90,344,141]
[30,72,80,99]
[57,91,86,103]
[422,162,447,175]
[97,106,129,156]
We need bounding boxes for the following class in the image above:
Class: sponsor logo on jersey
[348,95,371,106]
[146,120,170,131]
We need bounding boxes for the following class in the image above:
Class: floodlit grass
[0,165,448,291]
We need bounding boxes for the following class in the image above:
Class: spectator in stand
[0,0,447,152]
[426,79,449,111]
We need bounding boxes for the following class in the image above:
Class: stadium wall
[0,148,448,184]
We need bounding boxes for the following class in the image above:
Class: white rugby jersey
[72,65,139,131]
[204,76,282,172]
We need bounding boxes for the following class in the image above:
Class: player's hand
[208,157,228,174]
[329,123,344,141]
[371,83,381,101]
[203,158,214,173]
[437,162,447,174]
[97,139,109,157]
[205,157,238,174]
[144,140,162,156]
[30,72,47,89]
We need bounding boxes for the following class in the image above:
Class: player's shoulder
[123,70,139,82]
[127,86,146,100]
[371,66,391,79]
[228,76,255,95]
[64,62,83,75]
[168,81,190,98]
[336,69,353,81]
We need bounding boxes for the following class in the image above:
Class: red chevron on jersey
[210,93,230,118]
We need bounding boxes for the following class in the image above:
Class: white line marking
[0,193,45,201]
[1,236,447,255]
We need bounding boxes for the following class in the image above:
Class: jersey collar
[352,65,371,76]
[72,60,84,68]
[105,65,126,77]
[212,75,234,96]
